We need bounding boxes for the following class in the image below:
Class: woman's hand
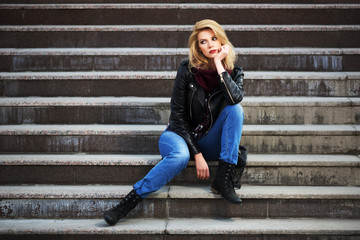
[194,153,210,180]
[214,44,230,62]
[214,44,230,75]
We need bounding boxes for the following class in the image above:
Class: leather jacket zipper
[220,74,235,104]
[189,83,196,121]
[205,90,221,135]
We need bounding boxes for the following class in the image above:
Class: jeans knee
[172,149,190,170]
[168,149,190,173]
[224,104,244,122]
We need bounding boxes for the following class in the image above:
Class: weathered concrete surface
[1,25,360,48]
[1,218,359,239]
[166,218,360,235]
[0,124,359,154]
[1,185,359,219]
[1,4,360,26]
[0,97,358,124]
[241,124,360,154]
[1,154,358,186]
[1,48,358,71]
[1,72,359,97]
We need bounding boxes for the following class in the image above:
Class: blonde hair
[188,19,236,71]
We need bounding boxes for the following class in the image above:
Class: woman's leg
[104,130,190,225]
[198,104,244,204]
[133,130,190,198]
[198,104,244,164]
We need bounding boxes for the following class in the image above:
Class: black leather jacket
[168,60,244,156]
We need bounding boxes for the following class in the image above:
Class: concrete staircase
[0,1,360,239]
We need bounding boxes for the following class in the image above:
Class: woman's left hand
[194,153,210,180]
[214,44,230,62]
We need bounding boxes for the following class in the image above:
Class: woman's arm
[169,64,210,180]
[169,64,201,156]
[214,45,244,105]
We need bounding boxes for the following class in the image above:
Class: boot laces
[114,191,140,210]
[224,164,236,190]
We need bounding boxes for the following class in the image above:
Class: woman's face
[197,29,222,59]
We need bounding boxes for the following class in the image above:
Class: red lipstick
[209,49,217,54]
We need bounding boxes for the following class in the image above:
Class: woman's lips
[209,49,217,54]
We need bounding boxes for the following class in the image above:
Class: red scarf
[194,68,220,94]
[194,68,232,94]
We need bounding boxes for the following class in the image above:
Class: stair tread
[1,184,359,199]
[1,71,358,80]
[1,47,359,55]
[0,124,357,135]
[0,218,359,235]
[0,153,359,166]
[0,96,359,106]
[2,24,360,32]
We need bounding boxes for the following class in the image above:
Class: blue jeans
[133,104,244,198]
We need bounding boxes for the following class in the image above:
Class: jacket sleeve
[169,65,201,156]
[219,66,244,105]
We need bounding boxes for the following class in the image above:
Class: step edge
[0,154,359,166]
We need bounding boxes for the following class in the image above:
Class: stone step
[1,71,359,97]
[0,97,359,125]
[1,48,359,72]
[1,154,359,186]
[0,185,359,219]
[1,4,359,25]
[2,25,360,48]
[0,124,358,154]
[4,0,360,3]
[1,218,359,240]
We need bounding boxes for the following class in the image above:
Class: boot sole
[210,187,220,194]
[210,187,242,205]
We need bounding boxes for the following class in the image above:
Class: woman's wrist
[214,58,225,75]
[194,152,204,161]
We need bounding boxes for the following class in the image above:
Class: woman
[104,19,246,226]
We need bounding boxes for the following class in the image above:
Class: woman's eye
[200,40,206,44]
[212,37,217,41]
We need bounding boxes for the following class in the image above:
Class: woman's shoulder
[178,60,191,73]
[180,60,190,67]
[177,60,193,77]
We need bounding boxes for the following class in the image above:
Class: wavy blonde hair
[188,19,236,71]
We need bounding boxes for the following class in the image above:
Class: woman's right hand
[194,153,210,180]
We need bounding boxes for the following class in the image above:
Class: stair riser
[1,165,359,186]
[1,198,359,219]
[0,79,174,97]
[1,8,359,25]
[243,135,359,155]
[0,105,358,125]
[0,135,160,154]
[0,134,358,154]
[2,31,360,48]
[0,106,170,125]
[2,55,358,71]
[1,78,359,97]
[245,78,360,97]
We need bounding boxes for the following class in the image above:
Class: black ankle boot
[232,165,245,190]
[103,189,143,226]
[233,145,247,189]
[211,160,242,204]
